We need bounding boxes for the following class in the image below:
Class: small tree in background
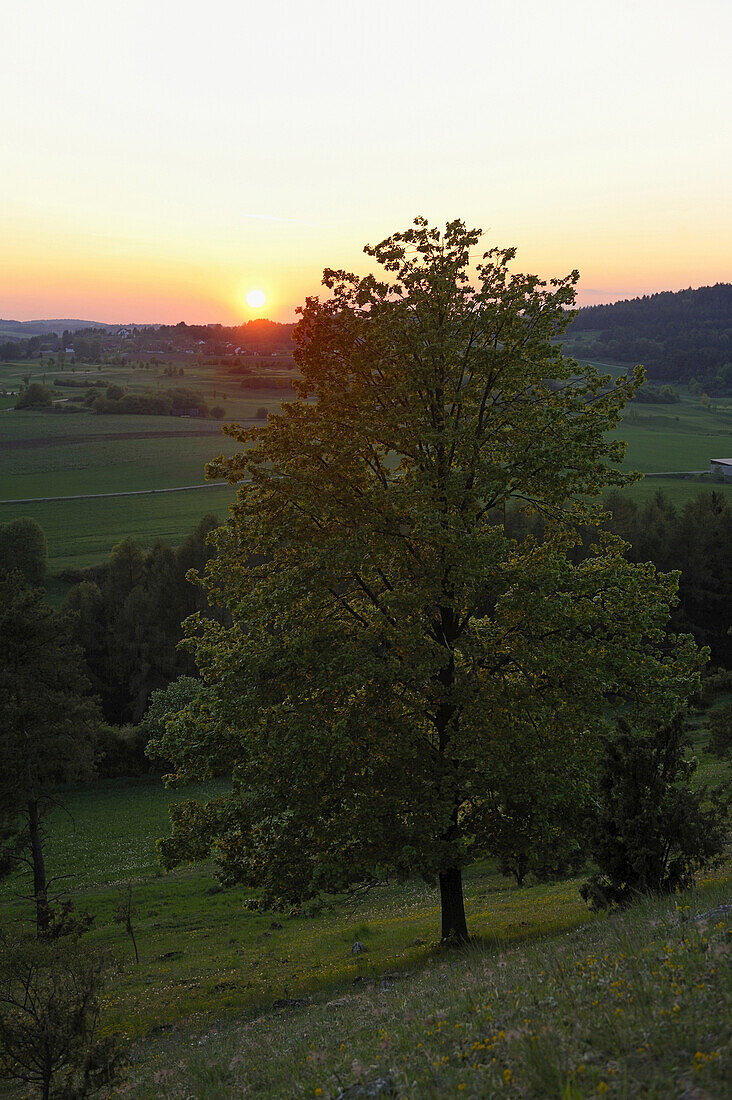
[0,932,119,1100]
[0,574,100,934]
[581,715,728,909]
[113,882,140,964]
[0,516,48,584]
[16,382,53,408]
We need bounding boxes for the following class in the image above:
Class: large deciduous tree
[0,575,100,934]
[155,219,700,941]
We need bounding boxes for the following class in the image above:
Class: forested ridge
[565,283,732,388]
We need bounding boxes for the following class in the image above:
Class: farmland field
[2,356,731,575]
[0,355,294,570]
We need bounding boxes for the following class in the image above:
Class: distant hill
[564,283,732,389]
[0,319,123,337]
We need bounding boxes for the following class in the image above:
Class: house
[710,459,732,479]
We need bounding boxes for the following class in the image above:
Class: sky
[2,0,730,324]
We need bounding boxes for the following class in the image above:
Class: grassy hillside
[0,704,728,1052]
[118,880,731,1099]
[0,779,597,1042]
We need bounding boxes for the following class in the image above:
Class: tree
[156,218,700,942]
[0,932,119,1100]
[481,725,593,887]
[16,382,53,408]
[0,517,48,584]
[580,715,728,909]
[0,575,100,934]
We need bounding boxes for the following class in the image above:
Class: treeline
[602,489,732,667]
[66,489,729,737]
[128,318,296,357]
[501,489,731,668]
[60,515,223,724]
[14,380,215,419]
[564,283,732,391]
[1,318,297,362]
[89,385,210,418]
[237,375,295,391]
[3,489,729,769]
[0,335,48,360]
[629,384,680,404]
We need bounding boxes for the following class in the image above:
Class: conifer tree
[0,575,99,934]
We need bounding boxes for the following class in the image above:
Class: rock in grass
[336,1075,395,1098]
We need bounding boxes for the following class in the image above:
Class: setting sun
[246,288,266,309]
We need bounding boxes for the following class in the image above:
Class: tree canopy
[0,517,47,585]
[155,218,701,941]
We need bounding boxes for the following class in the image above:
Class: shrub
[16,383,53,408]
[210,405,226,420]
[696,668,732,706]
[95,723,157,778]
[0,933,121,1099]
[0,517,47,583]
[581,715,728,909]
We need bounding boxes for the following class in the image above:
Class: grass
[0,704,727,1054]
[115,879,731,1099]
[2,358,732,569]
[621,477,732,507]
[0,435,239,498]
[0,486,237,572]
[0,357,291,569]
[0,776,596,1042]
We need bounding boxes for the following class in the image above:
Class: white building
[710,459,732,479]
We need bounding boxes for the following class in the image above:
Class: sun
[246,288,266,309]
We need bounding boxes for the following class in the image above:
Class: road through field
[0,481,239,505]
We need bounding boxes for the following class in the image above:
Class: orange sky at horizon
[2,0,730,326]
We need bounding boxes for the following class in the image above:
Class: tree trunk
[28,799,49,936]
[439,865,468,943]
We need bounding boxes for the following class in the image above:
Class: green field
[0,778,597,1041]
[119,879,731,1099]
[0,356,292,569]
[0,724,729,1096]
[0,486,237,573]
[2,358,731,573]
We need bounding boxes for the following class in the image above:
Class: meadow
[1,356,731,576]
[1,354,730,1096]
[119,879,731,1099]
[0,356,292,571]
[0,704,728,1084]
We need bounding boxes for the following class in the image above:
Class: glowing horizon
[2,0,730,327]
